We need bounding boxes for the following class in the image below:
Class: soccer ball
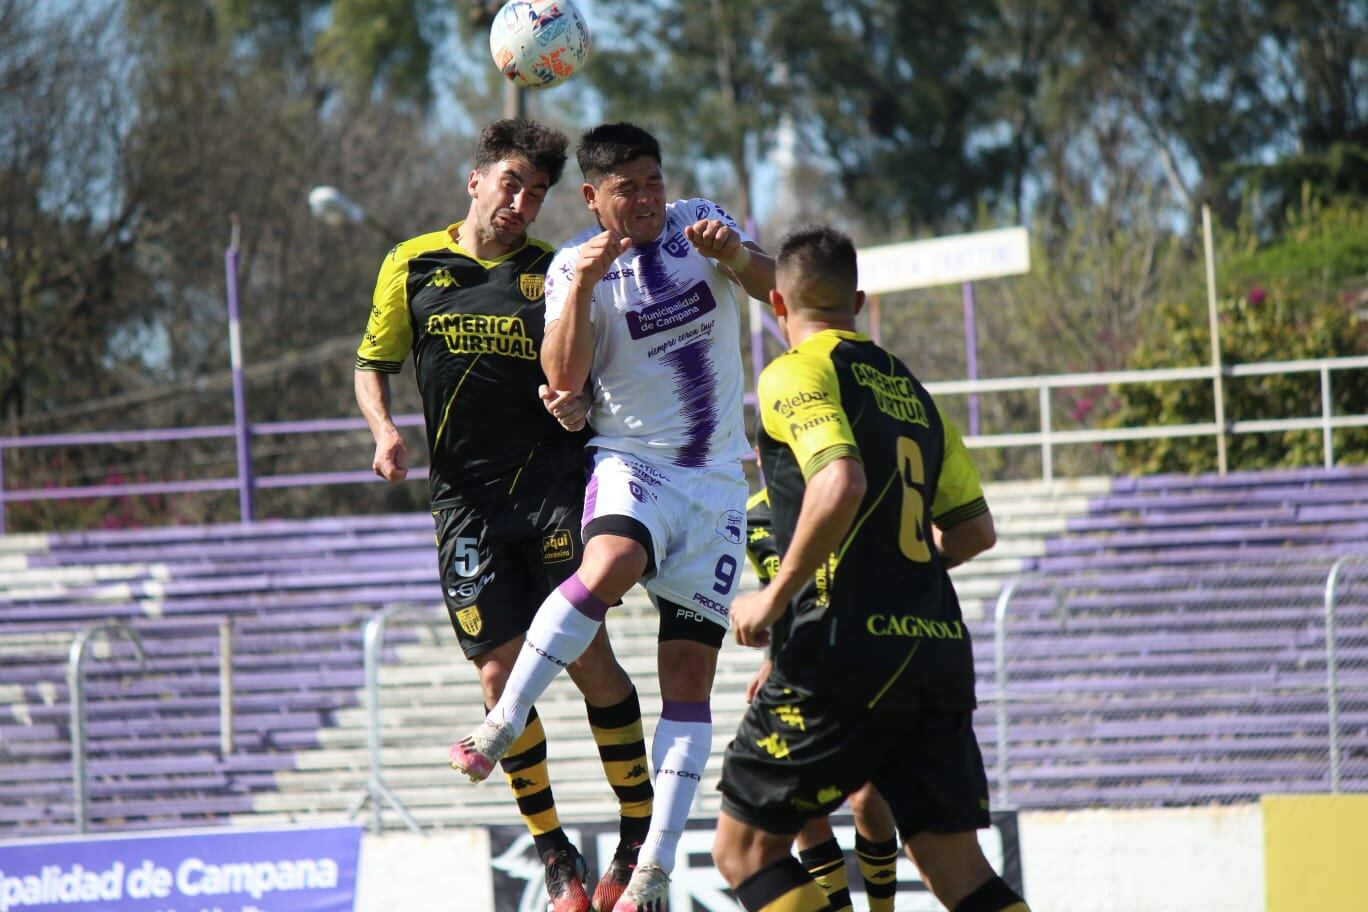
[489,0,591,90]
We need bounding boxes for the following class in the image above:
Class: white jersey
[544,198,753,468]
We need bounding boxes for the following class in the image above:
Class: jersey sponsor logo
[866,615,966,640]
[773,389,832,418]
[851,362,930,427]
[625,282,718,339]
[691,592,729,617]
[426,313,537,360]
[428,267,458,287]
[715,510,744,544]
[519,274,544,300]
[455,604,483,637]
[525,639,569,668]
[448,570,495,601]
[541,529,574,564]
[601,267,635,281]
[658,766,701,781]
[787,412,840,440]
[663,230,692,259]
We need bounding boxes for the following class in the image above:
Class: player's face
[588,156,666,245]
[468,157,550,251]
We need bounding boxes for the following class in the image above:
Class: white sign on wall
[857,226,1030,294]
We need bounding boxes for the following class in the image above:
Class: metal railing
[1,355,1364,530]
[985,556,1368,809]
[67,622,146,835]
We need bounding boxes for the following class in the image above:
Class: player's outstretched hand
[685,219,748,270]
[576,229,631,286]
[539,384,589,432]
[372,432,408,482]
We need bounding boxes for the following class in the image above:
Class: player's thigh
[648,466,747,629]
[512,471,588,601]
[718,677,886,837]
[869,708,991,841]
[433,503,535,660]
[581,449,670,581]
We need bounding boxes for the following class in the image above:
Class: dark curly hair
[576,122,662,185]
[475,118,570,186]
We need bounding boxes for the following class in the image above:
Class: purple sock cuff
[559,575,610,622]
[661,699,711,723]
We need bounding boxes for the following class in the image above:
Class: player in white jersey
[451,122,775,912]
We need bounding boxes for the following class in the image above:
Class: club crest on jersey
[520,274,545,300]
[663,230,691,259]
[715,510,744,544]
[455,605,483,637]
[541,529,574,564]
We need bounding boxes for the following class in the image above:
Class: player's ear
[581,182,597,211]
[854,290,866,315]
[467,168,482,199]
[770,289,787,318]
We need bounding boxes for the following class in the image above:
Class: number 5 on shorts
[451,536,479,577]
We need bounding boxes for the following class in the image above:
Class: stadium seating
[1,466,1365,835]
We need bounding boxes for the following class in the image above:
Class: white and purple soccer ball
[489,0,591,89]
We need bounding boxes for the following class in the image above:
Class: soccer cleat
[610,861,668,912]
[544,846,591,912]
[590,853,637,912]
[447,716,517,782]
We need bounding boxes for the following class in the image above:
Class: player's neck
[452,221,522,262]
[788,316,857,347]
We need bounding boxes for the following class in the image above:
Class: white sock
[640,701,712,874]
[490,575,608,735]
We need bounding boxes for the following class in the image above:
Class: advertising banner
[0,825,362,912]
[490,814,1021,912]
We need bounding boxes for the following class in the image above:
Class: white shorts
[582,448,748,630]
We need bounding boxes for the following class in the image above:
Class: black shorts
[434,476,584,659]
[718,675,990,837]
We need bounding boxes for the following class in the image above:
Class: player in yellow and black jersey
[354,119,652,912]
[714,226,1030,912]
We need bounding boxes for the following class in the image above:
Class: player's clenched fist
[685,219,750,271]
[576,229,632,285]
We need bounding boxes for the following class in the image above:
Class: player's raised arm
[542,229,630,391]
[685,218,776,304]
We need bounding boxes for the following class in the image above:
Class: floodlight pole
[504,81,525,119]
[963,281,980,436]
[1201,204,1228,475]
[225,214,255,522]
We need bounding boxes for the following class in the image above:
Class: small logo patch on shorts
[541,529,574,564]
[455,605,483,637]
[716,510,744,544]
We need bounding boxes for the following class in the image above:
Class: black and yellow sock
[734,856,833,912]
[586,687,653,851]
[497,706,569,857]
[953,876,1030,912]
[797,838,852,912]
[854,833,898,912]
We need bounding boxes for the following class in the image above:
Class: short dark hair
[576,122,662,185]
[475,118,569,186]
[777,224,859,307]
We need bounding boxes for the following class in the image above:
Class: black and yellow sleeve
[757,348,860,480]
[355,241,418,373]
[930,404,988,528]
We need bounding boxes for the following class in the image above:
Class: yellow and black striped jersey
[356,224,589,507]
[756,329,987,708]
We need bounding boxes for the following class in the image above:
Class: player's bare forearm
[768,456,867,607]
[729,243,776,304]
[542,303,593,392]
[354,369,408,481]
[936,508,996,568]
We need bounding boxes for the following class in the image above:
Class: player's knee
[580,535,648,594]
